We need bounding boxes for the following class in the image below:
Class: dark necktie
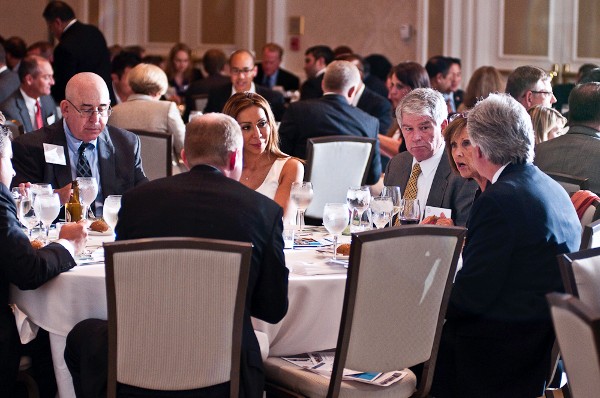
[35,100,43,129]
[77,142,93,178]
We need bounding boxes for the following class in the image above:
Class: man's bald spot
[65,72,110,102]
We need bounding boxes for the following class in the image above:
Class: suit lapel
[49,123,74,188]
[97,129,115,197]
[15,93,34,132]
[426,151,450,207]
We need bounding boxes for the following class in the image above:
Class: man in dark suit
[299,45,334,100]
[0,45,20,104]
[279,60,382,185]
[0,118,87,397]
[43,1,114,103]
[431,93,581,397]
[64,113,289,398]
[426,56,463,113]
[254,42,300,92]
[11,72,147,215]
[0,55,57,133]
[384,88,477,226]
[204,49,286,121]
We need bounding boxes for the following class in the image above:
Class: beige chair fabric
[304,136,375,220]
[559,247,600,314]
[547,293,600,398]
[104,237,251,397]
[581,219,600,250]
[265,226,466,398]
[130,130,173,180]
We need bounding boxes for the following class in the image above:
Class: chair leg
[265,381,306,398]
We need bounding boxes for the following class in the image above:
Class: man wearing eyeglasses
[204,49,286,120]
[11,72,148,215]
[505,65,557,109]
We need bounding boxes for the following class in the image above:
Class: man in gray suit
[0,45,20,104]
[0,55,57,133]
[535,82,600,194]
[11,72,147,215]
[384,88,477,226]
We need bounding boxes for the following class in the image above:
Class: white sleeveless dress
[255,158,289,200]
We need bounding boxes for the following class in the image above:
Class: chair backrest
[104,237,252,398]
[6,119,24,139]
[546,171,589,194]
[192,94,209,113]
[130,129,172,180]
[304,136,375,220]
[547,293,600,398]
[581,219,600,250]
[328,225,466,398]
[558,246,600,313]
[580,199,600,230]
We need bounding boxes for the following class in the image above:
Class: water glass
[77,177,99,219]
[381,186,402,220]
[103,195,122,232]
[34,193,60,242]
[18,196,39,238]
[291,182,313,232]
[370,196,394,229]
[398,199,421,225]
[346,186,371,232]
[323,203,349,261]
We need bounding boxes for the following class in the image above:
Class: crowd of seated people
[3,3,600,396]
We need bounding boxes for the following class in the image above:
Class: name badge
[43,143,67,165]
[46,114,56,125]
[424,206,452,219]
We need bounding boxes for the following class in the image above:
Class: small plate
[88,229,113,236]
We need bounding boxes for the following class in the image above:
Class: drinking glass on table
[34,193,60,242]
[381,186,401,221]
[398,198,421,225]
[346,186,371,232]
[30,183,52,203]
[323,203,350,261]
[103,195,122,232]
[18,195,39,238]
[76,177,98,219]
[370,196,394,229]
[290,182,313,232]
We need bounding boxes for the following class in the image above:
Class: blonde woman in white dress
[223,92,303,224]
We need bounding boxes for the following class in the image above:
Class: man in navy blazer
[279,60,382,185]
[254,43,300,92]
[11,72,147,215]
[431,94,581,397]
[64,113,289,398]
[0,55,57,133]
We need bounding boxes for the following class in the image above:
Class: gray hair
[184,113,243,167]
[0,124,11,158]
[128,63,168,96]
[505,65,551,100]
[467,93,534,165]
[396,87,448,126]
[322,60,361,93]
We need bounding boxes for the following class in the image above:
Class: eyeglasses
[530,90,554,97]
[66,99,112,118]
[231,67,254,75]
[448,112,468,123]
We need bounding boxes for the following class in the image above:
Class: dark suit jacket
[363,74,388,98]
[453,89,464,111]
[10,121,148,200]
[115,165,289,398]
[183,74,230,121]
[300,74,324,100]
[0,69,20,104]
[384,150,477,226]
[356,87,392,134]
[279,93,382,184]
[0,91,57,133]
[51,21,113,103]
[204,83,286,121]
[254,64,300,91]
[433,163,581,397]
[0,184,75,392]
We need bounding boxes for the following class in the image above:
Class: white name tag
[46,114,56,125]
[43,143,67,165]
[424,206,452,219]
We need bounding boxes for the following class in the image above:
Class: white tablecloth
[10,233,348,398]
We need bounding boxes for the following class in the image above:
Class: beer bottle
[65,180,83,222]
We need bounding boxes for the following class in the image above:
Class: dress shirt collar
[351,83,365,107]
[412,141,445,217]
[0,66,7,74]
[412,141,445,178]
[316,68,326,77]
[491,162,511,184]
[231,82,256,96]
[62,19,77,35]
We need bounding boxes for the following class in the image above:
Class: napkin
[10,304,39,344]
[289,260,347,276]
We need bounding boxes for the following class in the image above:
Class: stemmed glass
[370,196,394,229]
[398,199,421,225]
[34,193,60,242]
[290,182,313,232]
[381,186,401,223]
[30,183,52,203]
[18,195,39,239]
[346,186,371,232]
[103,195,122,233]
[77,177,99,219]
[323,203,350,261]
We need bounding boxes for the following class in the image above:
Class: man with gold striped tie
[383,88,477,226]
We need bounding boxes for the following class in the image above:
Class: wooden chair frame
[545,171,589,192]
[581,219,600,250]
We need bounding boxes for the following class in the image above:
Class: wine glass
[30,183,52,203]
[18,195,39,239]
[381,186,402,223]
[370,196,394,229]
[103,195,122,232]
[290,182,313,232]
[346,186,371,232]
[398,199,421,225]
[323,203,350,261]
[34,193,60,242]
[77,177,99,219]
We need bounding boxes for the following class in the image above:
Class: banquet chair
[129,129,173,180]
[303,136,376,223]
[546,171,589,194]
[192,93,209,114]
[5,119,24,139]
[546,293,600,398]
[578,198,600,231]
[558,246,600,312]
[581,220,600,250]
[103,237,252,398]
[264,225,466,398]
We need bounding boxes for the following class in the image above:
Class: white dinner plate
[88,228,113,236]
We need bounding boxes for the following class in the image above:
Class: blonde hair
[527,105,567,144]
[128,63,168,96]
